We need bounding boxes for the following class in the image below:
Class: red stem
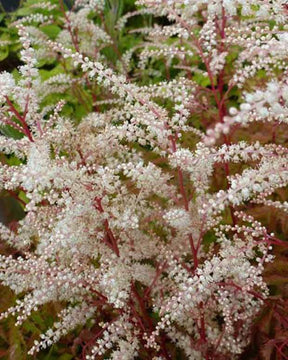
[5,96,34,142]
[144,262,167,298]
[59,0,80,52]
[94,197,120,256]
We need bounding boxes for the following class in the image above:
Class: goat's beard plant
[0,0,287,359]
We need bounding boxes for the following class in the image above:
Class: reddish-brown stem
[177,167,189,211]
[94,197,120,256]
[91,93,100,112]
[139,94,200,272]
[22,95,29,120]
[129,287,171,360]
[129,299,146,332]
[266,235,288,248]
[59,0,80,52]
[216,281,265,301]
[81,326,106,359]
[275,344,288,360]
[5,96,34,142]
[131,283,153,331]
[199,302,207,344]
[144,262,167,298]
[169,134,199,269]
[216,9,237,227]
[223,162,237,226]
[1,118,26,135]
[89,288,108,302]
[214,327,225,353]
[196,216,206,252]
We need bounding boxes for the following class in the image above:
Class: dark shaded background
[0,0,20,12]
[0,0,73,12]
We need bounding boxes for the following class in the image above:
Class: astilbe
[0,0,287,359]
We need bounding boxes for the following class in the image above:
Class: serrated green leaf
[5,155,22,166]
[0,125,24,140]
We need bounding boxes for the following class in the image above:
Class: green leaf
[40,25,61,40]
[30,312,46,331]
[256,69,266,79]
[18,191,29,205]
[150,311,160,321]
[0,196,25,224]
[0,46,8,61]
[8,321,26,360]
[61,104,74,117]
[37,56,56,67]
[202,230,217,252]
[58,354,74,360]
[0,125,24,140]
[22,320,41,335]
[43,344,56,360]
[39,63,65,81]
[5,155,22,166]
[14,6,35,17]
[226,48,239,64]
[74,103,89,122]
[192,72,211,87]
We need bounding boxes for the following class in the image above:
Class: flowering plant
[0,0,287,359]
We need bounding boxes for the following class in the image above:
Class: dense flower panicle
[0,72,15,102]
[0,0,287,359]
